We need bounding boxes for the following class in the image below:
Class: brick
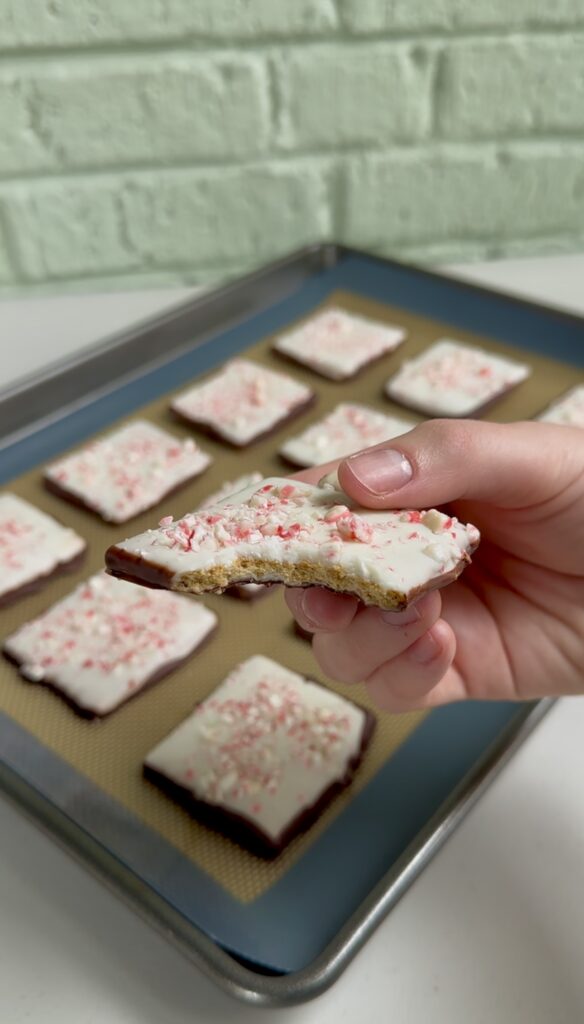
[339,0,584,32]
[0,0,337,49]
[438,38,584,139]
[0,55,269,175]
[278,44,434,149]
[2,181,140,280]
[120,163,331,267]
[341,147,584,249]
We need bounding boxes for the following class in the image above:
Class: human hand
[285,419,584,711]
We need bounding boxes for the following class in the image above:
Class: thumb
[337,419,579,510]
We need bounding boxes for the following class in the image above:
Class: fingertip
[297,587,359,633]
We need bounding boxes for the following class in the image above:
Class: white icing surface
[3,572,217,716]
[170,359,314,445]
[537,384,584,427]
[0,493,85,600]
[280,402,415,467]
[45,420,211,524]
[273,307,406,380]
[385,339,531,416]
[113,478,480,604]
[145,654,368,843]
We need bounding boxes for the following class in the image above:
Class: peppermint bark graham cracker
[144,655,375,858]
[44,420,211,524]
[0,493,86,607]
[280,403,415,468]
[170,359,315,446]
[106,477,480,612]
[3,573,217,718]
[385,339,531,417]
[273,306,406,381]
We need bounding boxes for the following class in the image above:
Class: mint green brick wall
[1,0,584,294]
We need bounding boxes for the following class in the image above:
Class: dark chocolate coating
[0,545,87,610]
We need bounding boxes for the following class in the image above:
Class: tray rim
[0,242,570,1003]
[0,699,554,1005]
[2,241,583,449]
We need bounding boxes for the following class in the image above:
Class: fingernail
[300,591,321,628]
[380,605,421,625]
[346,448,413,495]
[409,628,441,665]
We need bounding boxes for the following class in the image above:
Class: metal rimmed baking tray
[0,244,582,1005]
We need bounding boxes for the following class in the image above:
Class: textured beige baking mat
[0,289,578,903]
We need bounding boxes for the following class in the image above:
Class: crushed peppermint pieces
[386,339,531,417]
[144,654,373,851]
[273,307,406,380]
[0,493,86,604]
[44,420,211,524]
[3,573,217,716]
[170,359,314,446]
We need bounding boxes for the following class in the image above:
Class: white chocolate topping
[537,384,584,427]
[170,359,314,446]
[112,478,480,604]
[274,307,406,380]
[4,572,217,716]
[280,403,414,467]
[45,420,211,524]
[385,339,531,416]
[145,654,369,843]
[0,493,85,601]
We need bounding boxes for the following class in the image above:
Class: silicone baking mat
[0,249,581,997]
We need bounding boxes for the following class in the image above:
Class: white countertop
[1,255,584,1023]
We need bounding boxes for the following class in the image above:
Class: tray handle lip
[0,242,334,406]
[0,698,554,1007]
[4,240,584,408]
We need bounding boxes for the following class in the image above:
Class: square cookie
[537,384,584,427]
[3,573,217,717]
[107,477,480,613]
[144,654,375,857]
[0,493,86,607]
[280,402,415,468]
[170,359,315,446]
[273,306,406,380]
[44,420,211,524]
[385,339,531,417]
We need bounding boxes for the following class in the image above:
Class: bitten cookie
[44,420,211,524]
[273,307,406,380]
[537,384,584,428]
[170,359,315,446]
[385,339,531,417]
[280,402,414,468]
[0,493,86,607]
[144,654,375,857]
[106,477,480,612]
[3,573,217,717]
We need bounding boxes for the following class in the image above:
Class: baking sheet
[0,248,582,998]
